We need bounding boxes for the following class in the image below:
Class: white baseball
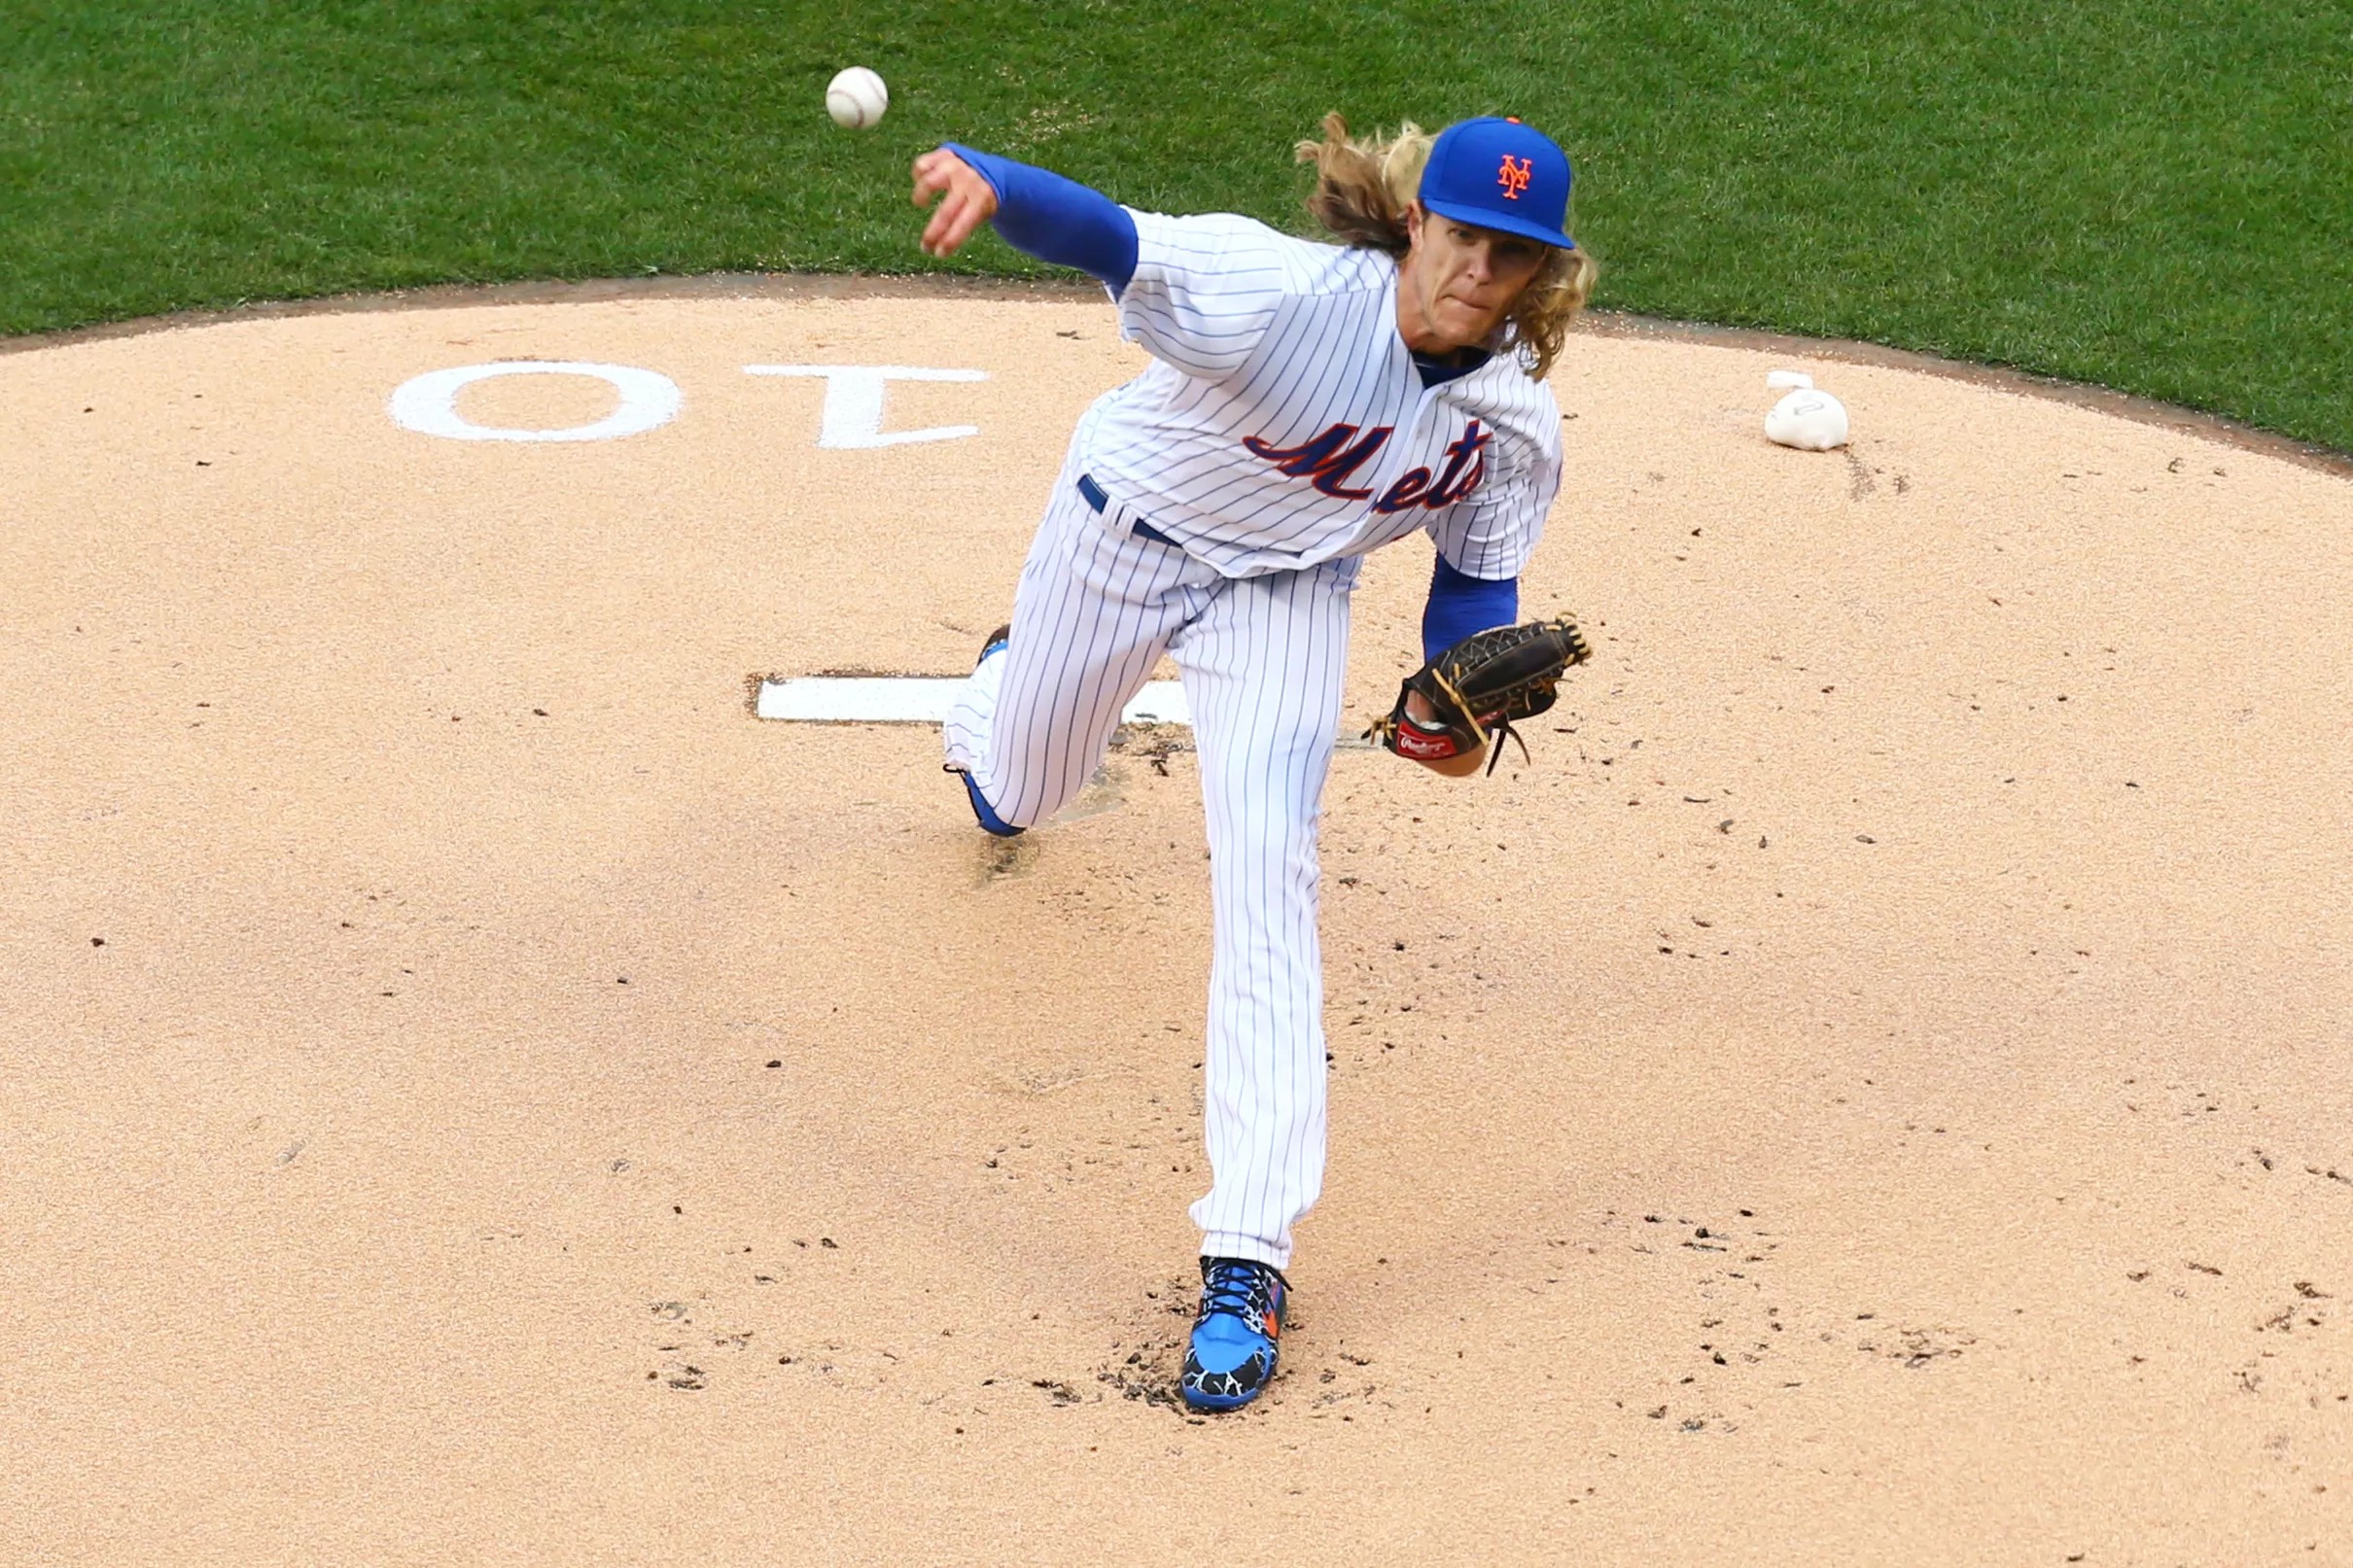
[826,66,888,129]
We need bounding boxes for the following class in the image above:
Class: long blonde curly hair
[1295,112,1597,380]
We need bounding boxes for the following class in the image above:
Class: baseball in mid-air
[826,66,888,129]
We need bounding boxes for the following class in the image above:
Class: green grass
[4,1,2348,451]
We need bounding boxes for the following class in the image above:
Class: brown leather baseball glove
[1366,618,1591,774]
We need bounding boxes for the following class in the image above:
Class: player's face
[1402,205,1548,349]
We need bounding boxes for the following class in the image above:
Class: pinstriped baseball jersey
[1081,210,1563,580]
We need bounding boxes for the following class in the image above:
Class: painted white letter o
[388,361,683,442]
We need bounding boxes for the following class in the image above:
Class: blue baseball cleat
[947,624,1024,837]
[1180,1256,1288,1411]
[956,768,1024,837]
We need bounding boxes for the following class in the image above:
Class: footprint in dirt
[976,834,1039,885]
[1098,1273,1210,1417]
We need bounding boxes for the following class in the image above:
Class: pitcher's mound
[4,279,2348,1564]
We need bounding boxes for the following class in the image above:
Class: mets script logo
[1242,420,1490,512]
[1497,155,1532,199]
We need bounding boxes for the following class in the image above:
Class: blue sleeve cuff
[1422,554,1519,662]
[941,143,1139,292]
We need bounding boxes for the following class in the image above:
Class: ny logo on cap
[1496,155,1532,199]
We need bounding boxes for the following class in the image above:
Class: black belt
[1077,472,1179,547]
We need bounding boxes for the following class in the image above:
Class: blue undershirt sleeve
[1422,554,1521,663]
[941,143,1139,293]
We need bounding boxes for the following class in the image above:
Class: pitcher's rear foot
[945,623,1024,836]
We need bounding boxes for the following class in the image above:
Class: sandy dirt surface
[4,280,2349,1566]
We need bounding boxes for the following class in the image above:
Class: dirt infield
[4,280,2348,1565]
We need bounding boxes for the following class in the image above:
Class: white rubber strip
[756,677,1193,727]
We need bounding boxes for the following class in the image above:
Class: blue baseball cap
[1418,117,1576,250]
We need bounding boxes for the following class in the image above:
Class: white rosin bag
[1766,386,1850,450]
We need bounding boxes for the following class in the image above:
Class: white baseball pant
[945,474,1357,1270]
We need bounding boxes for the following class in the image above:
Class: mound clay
[3,279,2348,1564]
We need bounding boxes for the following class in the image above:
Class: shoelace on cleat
[1198,1260,1274,1326]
